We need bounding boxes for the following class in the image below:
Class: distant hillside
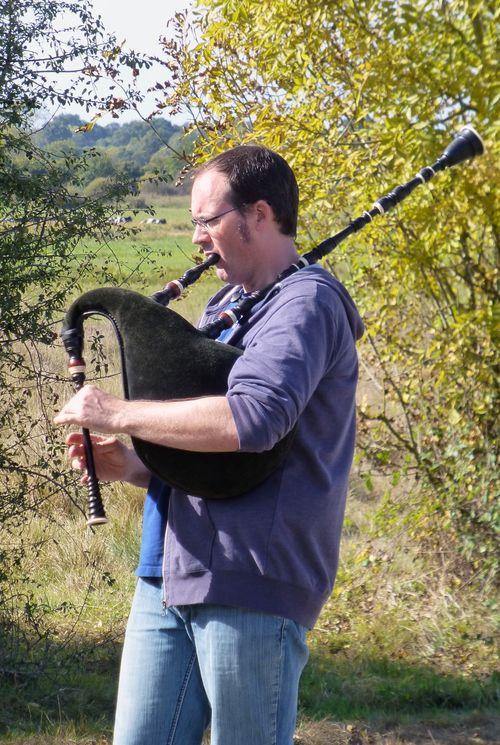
[31,114,194,195]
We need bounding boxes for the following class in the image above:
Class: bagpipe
[61,127,484,525]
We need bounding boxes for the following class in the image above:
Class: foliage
[0,0,152,684]
[33,115,176,151]
[0,0,151,124]
[160,0,499,573]
[30,114,192,191]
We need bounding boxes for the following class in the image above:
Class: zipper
[162,501,171,608]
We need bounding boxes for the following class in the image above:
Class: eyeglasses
[190,205,242,231]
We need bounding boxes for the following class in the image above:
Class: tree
[0,0,150,677]
[161,0,498,571]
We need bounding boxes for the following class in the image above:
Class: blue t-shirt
[136,292,243,577]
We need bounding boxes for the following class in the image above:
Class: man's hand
[66,431,150,488]
[54,384,239,453]
[54,384,126,433]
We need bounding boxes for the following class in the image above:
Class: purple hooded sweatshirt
[136,265,364,628]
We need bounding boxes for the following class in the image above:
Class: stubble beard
[237,218,252,244]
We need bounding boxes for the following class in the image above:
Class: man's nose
[192,223,209,245]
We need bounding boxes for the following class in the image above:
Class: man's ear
[253,199,273,226]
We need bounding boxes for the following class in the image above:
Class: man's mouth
[205,251,222,262]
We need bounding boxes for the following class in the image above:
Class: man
[55,145,364,745]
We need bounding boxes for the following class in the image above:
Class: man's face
[191,169,255,287]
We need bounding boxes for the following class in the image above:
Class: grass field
[1,197,498,744]
[66,195,221,321]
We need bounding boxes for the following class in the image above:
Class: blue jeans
[113,578,309,745]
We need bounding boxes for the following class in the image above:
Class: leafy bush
[0,0,148,679]
[162,0,498,573]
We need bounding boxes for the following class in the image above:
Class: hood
[278,264,365,342]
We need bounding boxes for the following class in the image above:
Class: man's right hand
[65,432,151,488]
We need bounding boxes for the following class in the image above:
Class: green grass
[64,195,221,322]
[300,653,499,721]
[135,193,193,230]
[111,193,193,229]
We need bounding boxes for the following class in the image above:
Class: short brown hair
[195,145,299,237]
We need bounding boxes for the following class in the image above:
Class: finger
[94,435,118,448]
[66,432,109,447]
[68,444,84,459]
[54,410,78,426]
[71,457,86,471]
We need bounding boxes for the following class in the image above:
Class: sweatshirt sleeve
[226,287,339,452]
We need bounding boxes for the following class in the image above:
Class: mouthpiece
[204,253,220,265]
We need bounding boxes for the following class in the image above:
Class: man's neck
[242,240,299,293]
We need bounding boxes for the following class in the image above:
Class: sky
[90,0,190,59]
[64,0,194,124]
